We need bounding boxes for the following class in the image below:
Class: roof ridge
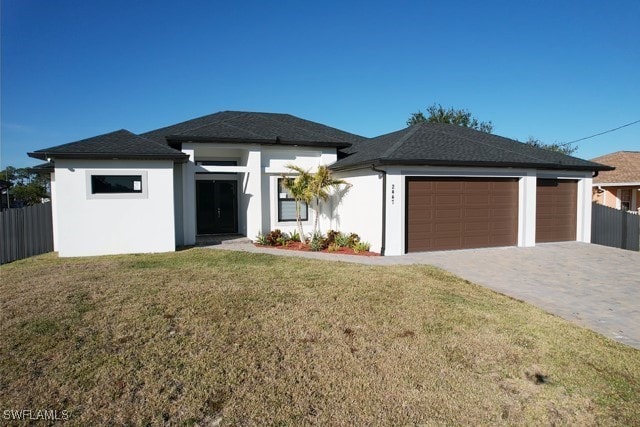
[259,113,341,142]
[214,120,270,139]
[381,125,422,158]
[432,124,560,164]
[169,111,249,135]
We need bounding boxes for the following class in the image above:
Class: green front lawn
[1,249,638,425]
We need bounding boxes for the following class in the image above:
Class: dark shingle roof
[28,129,188,162]
[28,162,55,174]
[332,123,613,172]
[141,111,366,147]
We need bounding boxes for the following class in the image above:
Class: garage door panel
[436,195,463,205]
[465,222,490,233]
[466,208,490,219]
[434,182,464,192]
[464,194,490,205]
[407,178,519,252]
[436,209,462,219]
[536,180,577,243]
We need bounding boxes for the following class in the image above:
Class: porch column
[577,176,593,243]
[244,148,262,239]
[518,172,537,247]
[182,145,196,245]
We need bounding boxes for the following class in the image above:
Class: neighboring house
[591,151,640,212]
[28,111,611,257]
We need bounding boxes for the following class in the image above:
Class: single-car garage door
[536,179,577,243]
[406,178,519,252]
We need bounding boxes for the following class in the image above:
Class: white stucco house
[28,111,612,257]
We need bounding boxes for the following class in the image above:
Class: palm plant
[281,165,313,240]
[308,165,350,235]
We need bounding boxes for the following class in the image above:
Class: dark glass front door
[196,180,238,234]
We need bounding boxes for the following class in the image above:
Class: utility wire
[560,118,640,146]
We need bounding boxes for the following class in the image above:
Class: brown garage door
[536,179,577,243]
[406,178,519,252]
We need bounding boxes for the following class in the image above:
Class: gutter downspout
[371,165,386,256]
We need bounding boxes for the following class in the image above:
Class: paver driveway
[398,242,640,349]
[213,241,640,348]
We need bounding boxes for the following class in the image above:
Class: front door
[196,180,238,234]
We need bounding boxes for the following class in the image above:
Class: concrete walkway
[209,242,640,349]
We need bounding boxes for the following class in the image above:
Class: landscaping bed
[255,229,379,256]
[254,241,380,256]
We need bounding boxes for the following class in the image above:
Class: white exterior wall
[332,169,384,253]
[53,159,176,257]
[173,163,184,246]
[50,172,59,251]
[243,147,263,240]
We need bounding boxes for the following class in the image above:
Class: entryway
[196,180,238,234]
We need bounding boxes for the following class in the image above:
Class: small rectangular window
[620,189,631,211]
[91,175,143,194]
[278,178,307,222]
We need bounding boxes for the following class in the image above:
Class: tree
[0,166,50,209]
[282,164,351,239]
[407,103,493,133]
[308,165,350,235]
[281,165,314,239]
[523,137,577,156]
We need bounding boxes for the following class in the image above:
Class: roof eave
[28,151,189,163]
[166,135,351,148]
[330,158,614,172]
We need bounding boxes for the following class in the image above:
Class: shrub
[276,233,290,247]
[289,230,301,242]
[325,230,340,247]
[266,229,283,246]
[255,233,268,245]
[347,233,360,247]
[334,232,351,248]
[352,241,370,253]
[309,232,325,251]
[328,242,341,252]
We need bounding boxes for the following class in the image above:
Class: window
[196,160,237,166]
[91,175,143,194]
[620,189,631,211]
[86,170,148,199]
[278,178,307,222]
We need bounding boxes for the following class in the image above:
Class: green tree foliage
[282,164,351,239]
[407,103,493,133]
[308,165,350,235]
[281,165,314,239]
[524,137,578,156]
[0,166,50,208]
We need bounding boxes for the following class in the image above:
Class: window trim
[277,177,308,222]
[86,170,148,199]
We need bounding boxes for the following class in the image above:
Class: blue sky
[2,0,639,168]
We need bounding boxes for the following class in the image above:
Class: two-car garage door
[406,178,519,252]
[406,177,578,253]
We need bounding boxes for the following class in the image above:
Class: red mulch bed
[254,242,380,256]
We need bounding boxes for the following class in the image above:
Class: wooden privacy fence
[0,202,54,264]
[591,202,640,251]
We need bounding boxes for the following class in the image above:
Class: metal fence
[0,202,54,264]
[591,202,640,251]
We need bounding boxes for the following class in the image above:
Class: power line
[560,118,640,146]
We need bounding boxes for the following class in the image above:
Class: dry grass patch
[1,249,639,425]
